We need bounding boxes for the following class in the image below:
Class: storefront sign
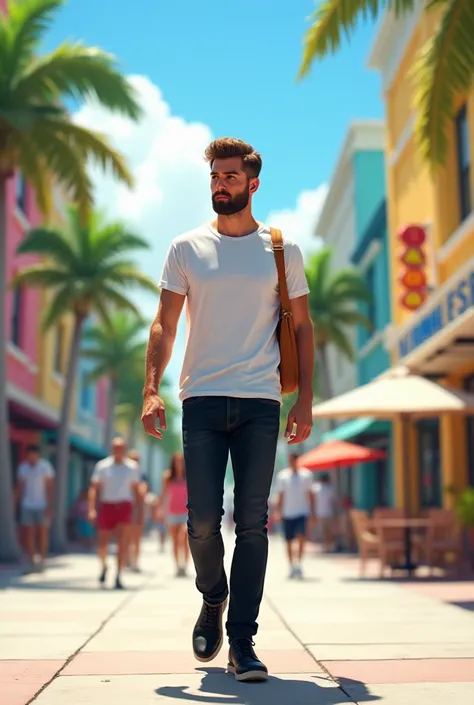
[398,225,427,312]
[398,268,474,358]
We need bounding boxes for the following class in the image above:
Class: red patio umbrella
[297,440,387,471]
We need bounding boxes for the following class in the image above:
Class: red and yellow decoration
[399,224,427,311]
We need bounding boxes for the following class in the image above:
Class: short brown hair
[204,137,262,178]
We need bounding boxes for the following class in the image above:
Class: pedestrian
[127,449,148,573]
[71,489,95,550]
[314,473,336,552]
[141,137,314,682]
[161,452,189,577]
[88,437,140,589]
[275,453,315,579]
[153,495,167,552]
[14,444,54,573]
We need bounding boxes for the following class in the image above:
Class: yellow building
[369,5,474,511]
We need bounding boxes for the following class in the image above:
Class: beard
[212,183,250,215]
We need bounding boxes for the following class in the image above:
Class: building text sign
[398,268,474,358]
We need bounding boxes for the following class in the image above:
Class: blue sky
[43,0,385,388]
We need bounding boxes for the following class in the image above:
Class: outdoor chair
[350,509,379,577]
[423,509,463,575]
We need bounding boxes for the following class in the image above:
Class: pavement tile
[288,621,474,645]
[307,643,474,660]
[64,649,320,675]
[34,673,352,704]
[0,636,86,660]
[342,681,474,705]
[0,660,64,705]
[323,658,474,684]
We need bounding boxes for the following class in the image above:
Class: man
[142,137,314,682]
[275,453,315,579]
[88,437,140,589]
[15,444,54,573]
[127,449,149,573]
[314,473,336,552]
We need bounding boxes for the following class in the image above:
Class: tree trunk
[315,343,333,401]
[104,377,117,448]
[50,313,85,553]
[0,175,21,562]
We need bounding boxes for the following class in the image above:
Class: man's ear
[249,178,260,194]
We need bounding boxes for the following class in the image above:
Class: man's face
[26,451,40,465]
[112,439,126,462]
[210,156,258,215]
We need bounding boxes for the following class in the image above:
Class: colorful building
[369,5,474,511]
[315,121,394,508]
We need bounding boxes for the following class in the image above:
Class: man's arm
[45,476,54,520]
[88,482,100,521]
[142,290,185,438]
[285,294,314,445]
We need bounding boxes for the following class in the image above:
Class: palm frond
[334,309,373,330]
[298,0,416,79]
[41,284,73,330]
[327,323,355,362]
[93,225,149,262]
[15,136,53,215]
[97,286,142,318]
[305,247,332,304]
[13,42,142,119]
[9,263,69,289]
[42,120,134,189]
[103,267,159,294]
[412,0,474,167]
[16,226,76,263]
[7,0,62,80]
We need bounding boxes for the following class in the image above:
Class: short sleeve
[159,241,189,295]
[275,472,284,493]
[91,462,104,484]
[42,461,54,479]
[285,242,310,300]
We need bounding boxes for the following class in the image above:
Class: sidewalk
[1,533,474,705]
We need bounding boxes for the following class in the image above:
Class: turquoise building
[322,143,394,510]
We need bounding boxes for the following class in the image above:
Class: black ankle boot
[192,599,227,662]
[227,638,268,682]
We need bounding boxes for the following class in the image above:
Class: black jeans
[182,396,280,641]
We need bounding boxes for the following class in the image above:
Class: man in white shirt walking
[275,453,315,579]
[88,437,140,589]
[142,137,314,682]
[15,444,54,572]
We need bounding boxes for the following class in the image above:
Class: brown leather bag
[270,227,299,395]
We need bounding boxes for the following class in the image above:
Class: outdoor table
[373,518,431,577]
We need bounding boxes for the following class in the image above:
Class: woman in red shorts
[88,437,140,589]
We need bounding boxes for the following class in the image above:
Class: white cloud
[266,184,328,256]
[74,76,328,394]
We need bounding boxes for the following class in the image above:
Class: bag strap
[270,227,291,313]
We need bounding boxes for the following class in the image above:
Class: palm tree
[81,311,147,448]
[0,0,141,560]
[298,0,474,167]
[306,248,372,401]
[12,206,158,551]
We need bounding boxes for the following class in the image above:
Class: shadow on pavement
[449,600,474,612]
[0,575,140,592]
[156,668,380,704]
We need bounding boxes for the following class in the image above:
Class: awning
[45,431,106,460]
[321,417,391,443]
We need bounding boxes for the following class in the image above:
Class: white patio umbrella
[311,366,474,514]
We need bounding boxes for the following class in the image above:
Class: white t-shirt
[92,456,139,503]
[159,222,309,402]
[314,483,336,519]
[276,468,313,519]
[18,460,54,510]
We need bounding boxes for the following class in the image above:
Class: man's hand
[141,393,167,439]
[88,508,97,524]
[284,396,313,445]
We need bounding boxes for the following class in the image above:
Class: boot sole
[227,664,268,682]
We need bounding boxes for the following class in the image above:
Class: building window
[418,420,442,508]
[54,325,64,374]
[365,264,377,331]
[10,285,23,347]
[465,376,474,487]
[15,173,27,214]
[80,371,92,412]
[455,104,471,222]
